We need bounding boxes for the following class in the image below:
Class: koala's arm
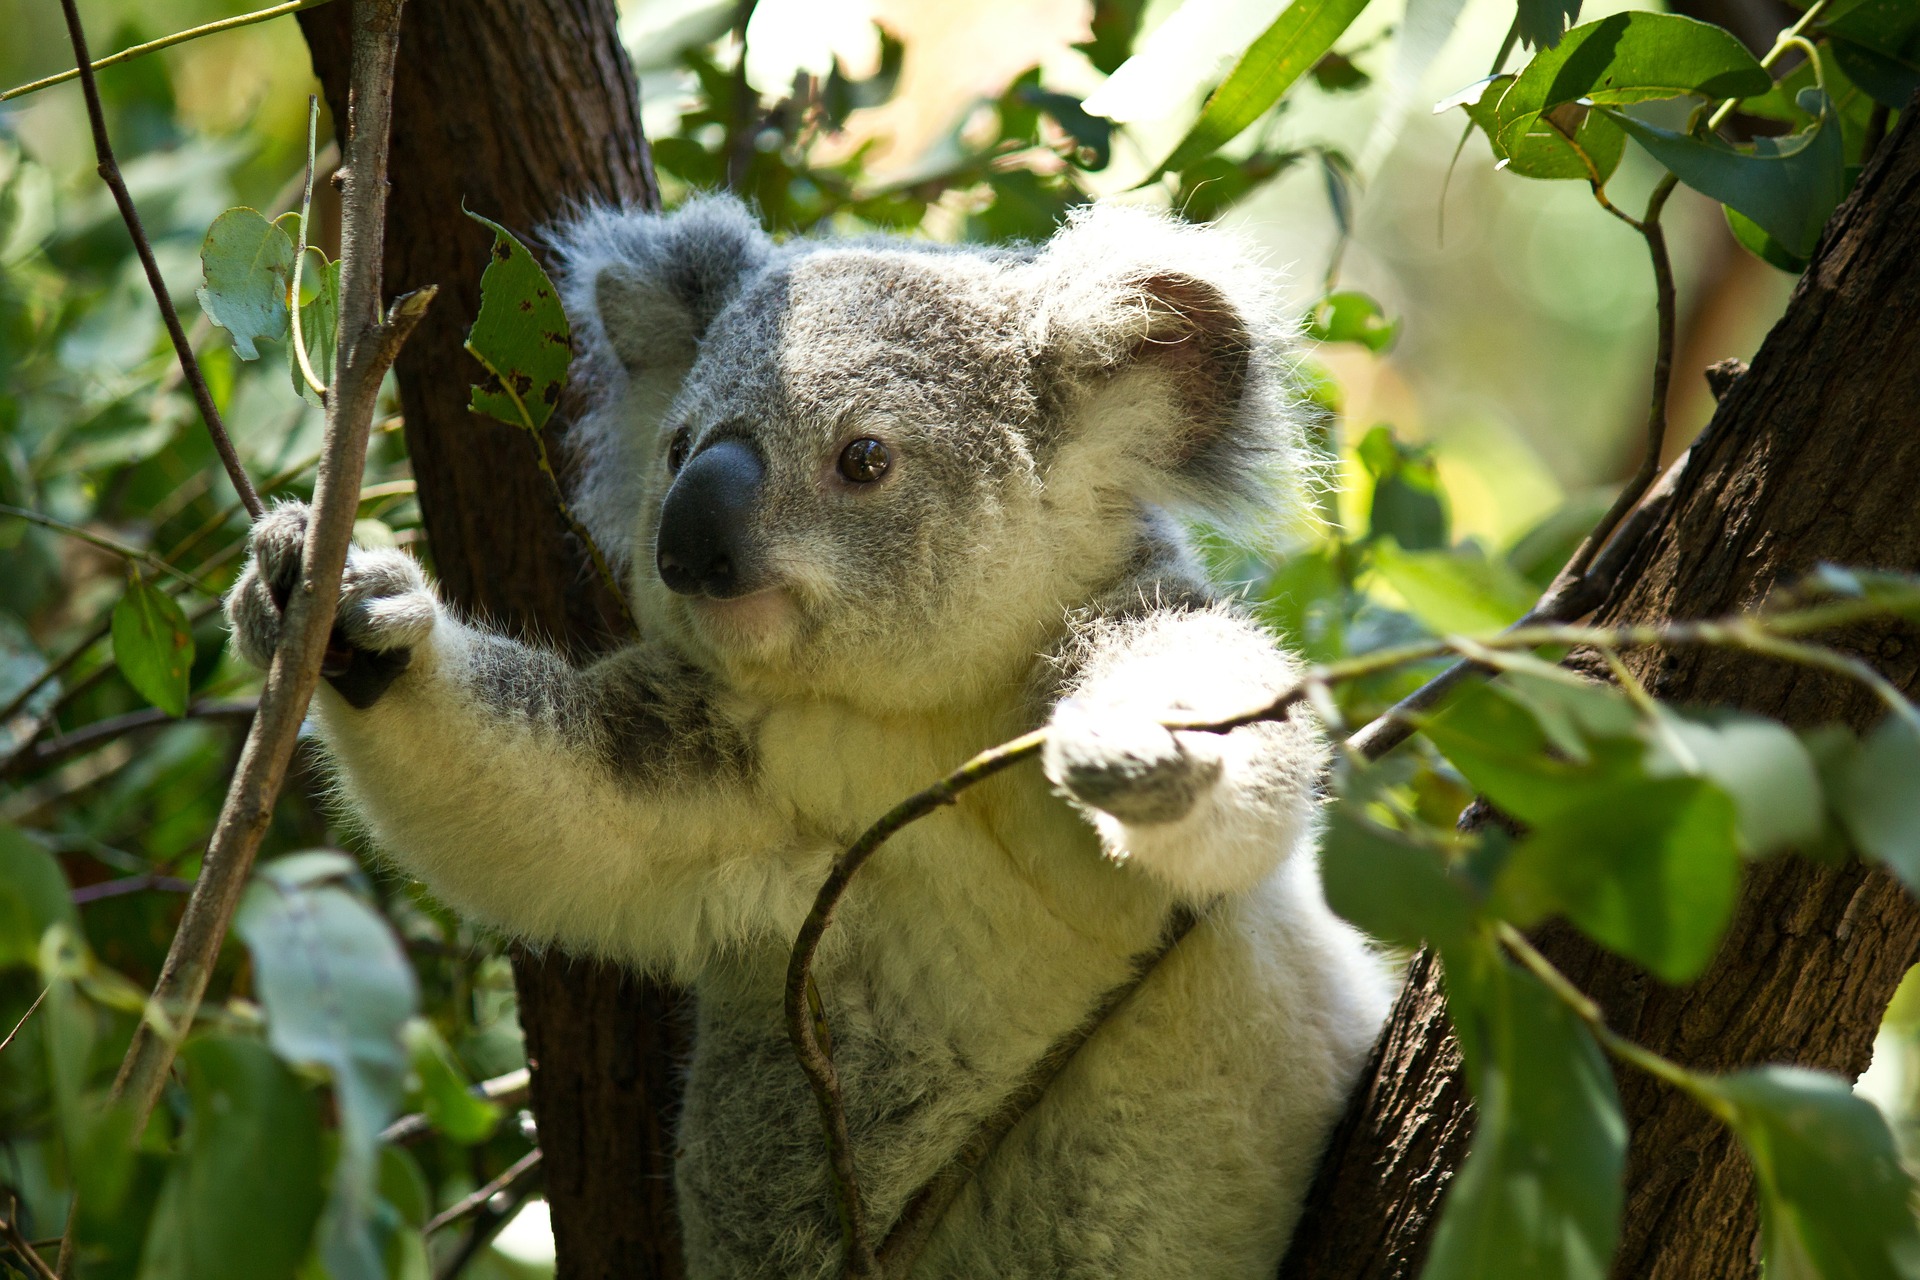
[1041,605,1325,901]
[226,504,810,973]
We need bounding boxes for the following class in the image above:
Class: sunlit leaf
[465,209,573,432]
[196,207,294,362]
[112,572,194,718]
[1605,91,1847,259]
[135,1037,326,1280]
[1155,0,1373,177]
[1494,13,1769,160]
[1457,76,1625,182]
[1425,940,1625,1280]
[1833,712,1920,894]
[1305,289,1399,351]
[236,853,418,1280]
[1701,1066,1920,1279]
[1373,543,1537,636]
[1644,709,1826,856]
[403,1018,502,1144]
[1515,0,1581,51]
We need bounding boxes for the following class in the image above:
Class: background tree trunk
[1282,101,1920,1279]
[300,5,687,1277]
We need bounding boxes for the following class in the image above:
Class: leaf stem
[290,95,330,399]
[0,505,210,594]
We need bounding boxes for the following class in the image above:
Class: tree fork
[1282,97,1920,1279]
[298,3,687,1276]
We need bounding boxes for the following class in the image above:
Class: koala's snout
[657,439,764,598]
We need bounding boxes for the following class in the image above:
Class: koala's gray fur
[227,195,1391,1278]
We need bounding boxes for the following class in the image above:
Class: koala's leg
[1041,606,1325,900]
[226,502,809,972]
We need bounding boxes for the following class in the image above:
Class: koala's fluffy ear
[554,194,771,381]
[1026,205,1309,529]
[548,195,772,576]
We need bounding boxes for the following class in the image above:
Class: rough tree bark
[1282,102,1920,1279]
[299,5,687,1277]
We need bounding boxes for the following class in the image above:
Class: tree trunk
[299,5,687,1277]
[1282,102,1920,1278]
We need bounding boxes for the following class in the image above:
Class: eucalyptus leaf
[1425,941,1625,1280]
[1833,712,1920,894]
[112,572,194,718]
[1605,92,1847,260]
[196,207,294,361]
[1305,290,1399,352]
[1823,0,1920,109]
[135,1037,327,1280]
[1643,709,1826,856]
[1372,543,1537,636]
[290,255,342,407]
[237,856,418,1280]
[1515,0,1581,51]
[1155,0,1373,177]
[0,821,77,968]
[403,1018,502,1144]
[1701,1066,1920,1280]
[1321,804,1477,952]
[465,210,573,432]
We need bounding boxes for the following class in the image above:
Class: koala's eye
[666,427,692,475]
[838,438,891,484]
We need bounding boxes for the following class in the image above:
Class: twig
[70,874,196,906]
[430,1157,542,1280]
[423,1149,544,1236]
[3,0,336,101]
[3,699,257,779]
[0,1202,58,1280]
[0,988,48,1059]
[290,96,329,399]
[0,506,211,594]
[381,1067,532,1145]
[64,4,424,1272]
[55,0,262,521]
[723,0,761,192]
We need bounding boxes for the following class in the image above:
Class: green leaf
[1305,290,1399,352]
[1321,805,1477,952]
[403,1018,501,1144]
[290,255,341,407]
[135,1037,326,1280]
[196,207,294,362]
[1644,709,1826,856]
[1701,1066,1920,1280]
[1155,0,1373,177]
[112,572,194,718]
[1373,543,1537,636]
[0,821,77,968]
[1726,203,1808,273]
[1466,80,1626,182]
[1834,713,1920,893]
[1361,426,1449,551]
[1605,91,1847,260]
[464,209,573,432]
[1494,13,1769,167]
[1495,776,1741,983]
[1425,942,1625,1280]
[1515,0,1581,51]
[1823,0,1920,109]
[236,855,418,1280]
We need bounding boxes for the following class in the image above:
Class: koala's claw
[1042,700,1223,827]
[225,500,439,704]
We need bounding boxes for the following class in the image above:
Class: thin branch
[0,1202,58,1280]
[70,873,195,906]
[723,0,762,193]
[65,5,423,1272]
[290,95,330,398]
[3,699,257,779]
[55,0,263,520]
[423,1148,544,1236]
[3,0,337,101]
[0,988,48,1059]
[0,506,211,594]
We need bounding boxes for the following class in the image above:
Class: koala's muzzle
[657,439,764,598]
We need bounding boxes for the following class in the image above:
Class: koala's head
[552,195,1309,709]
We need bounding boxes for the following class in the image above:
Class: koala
[227,195,1391,1279]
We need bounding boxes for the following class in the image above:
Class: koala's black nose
[657,439,764,598]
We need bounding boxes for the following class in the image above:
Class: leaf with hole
[1699,1066,1920,1280]
[1424,940,1625,1280]
[196,207,294,361]
[1515,0,1582,50]
[112,572,194,718]
[1154,0,1373,178]
[465,209,573,432]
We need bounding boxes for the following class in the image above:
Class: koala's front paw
[225,500,439,707]
[1042,700,1223,827]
